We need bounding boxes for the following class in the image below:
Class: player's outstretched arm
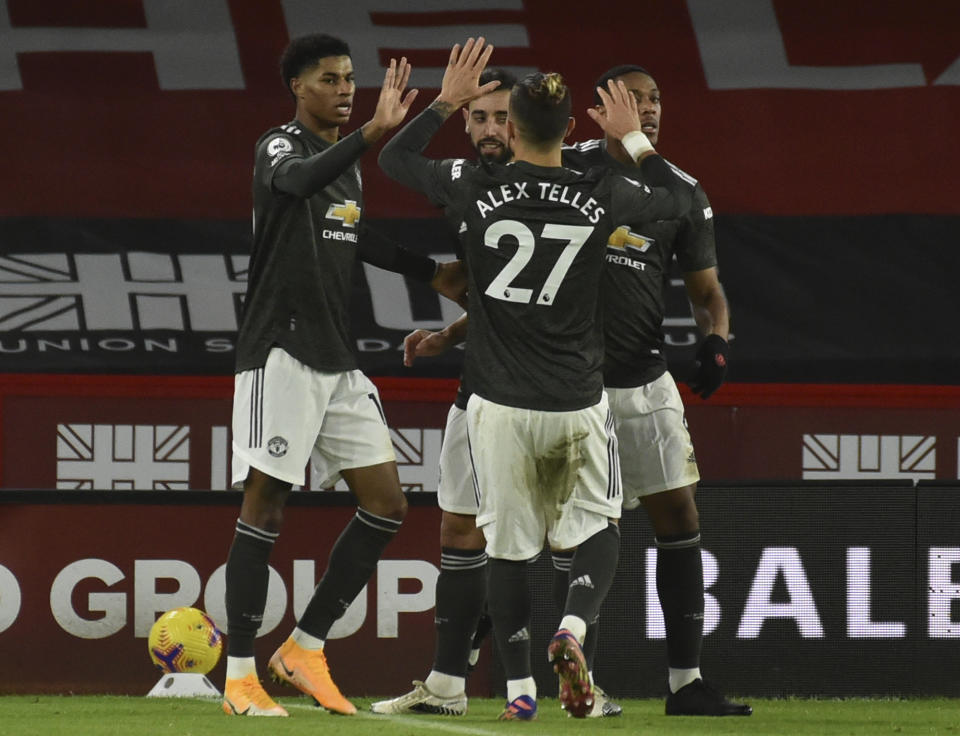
[379,38,497,195]
[362,57,419,144]
[274,58,417,198]
[356,222,437,282]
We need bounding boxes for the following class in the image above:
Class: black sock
[552,549,599,669]
[550,550,574,613]
[225,519,278,658]
[297,508,402,640]
[656,531,704,669]
[433,547,487,677]
[564,524,619,627]
[487,558,532,681]
[471,608,493,650]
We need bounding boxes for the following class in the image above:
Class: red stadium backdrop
[1,0,958,219]
[2,486,959,697]
[0,375,958,488]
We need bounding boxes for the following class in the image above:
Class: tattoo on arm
[429,99,456,118]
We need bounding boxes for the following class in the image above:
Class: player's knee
[681,503,699,533]
[363,490,407,522]
[447,525,485,549]
[240,506,285,533]
[240,469,291,531]
[645,485,700,535]
[440,511,483,548]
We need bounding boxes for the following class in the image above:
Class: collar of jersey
[289,120,337,149]
[510,159,574,179]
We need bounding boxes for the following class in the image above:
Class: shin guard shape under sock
[297,508,401,640]
[225,519,277,657]
[656,531,704,669]
[433,547,487,677]
[564,524,619,627]
[487,558,532,681]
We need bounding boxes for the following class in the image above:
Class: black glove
[688,334,729,399]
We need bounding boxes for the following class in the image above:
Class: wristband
[621,130,654,161]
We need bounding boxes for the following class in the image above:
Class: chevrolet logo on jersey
[607,226,653,253]
[326,200,362,227]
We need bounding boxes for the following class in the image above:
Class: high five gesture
[432,37,500,117]
[363,56,419,143]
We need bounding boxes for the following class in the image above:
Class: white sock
[558,615,587,643]
[226,656,257,680]
[506,677,537,702]
[291,627,325,650]
[669,667,701,694]
[424,670,466,697]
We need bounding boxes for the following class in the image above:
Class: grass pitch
[0,694,956,735]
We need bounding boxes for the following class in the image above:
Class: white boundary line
[285,702,500,736]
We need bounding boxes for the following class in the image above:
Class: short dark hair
[280,34,351,98]
[479,67,517,92]
[509,72,571,146]
[593,64,653,105]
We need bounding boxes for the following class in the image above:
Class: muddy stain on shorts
[536,429,588,522]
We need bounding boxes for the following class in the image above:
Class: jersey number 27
[483,220,594,306]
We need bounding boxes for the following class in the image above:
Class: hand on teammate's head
[586,79,642,142]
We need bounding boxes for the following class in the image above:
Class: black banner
[1,215,956,383]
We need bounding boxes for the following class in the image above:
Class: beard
[475,139,514,164]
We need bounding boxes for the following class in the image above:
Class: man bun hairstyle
[509,71,571,145]
[280,33,351,99]
[593,64,652,105]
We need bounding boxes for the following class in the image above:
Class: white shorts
[437,404,478,514]
[231,347,395,487]
[605,371,700,509]
[467,393,622,561]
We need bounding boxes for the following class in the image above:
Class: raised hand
[364,57,419,143]
[433,37,500,115]
[586,79,643,142]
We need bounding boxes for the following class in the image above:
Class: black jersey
[236,121,367,373]
[379,109,691,411]
[562,138,717,387]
